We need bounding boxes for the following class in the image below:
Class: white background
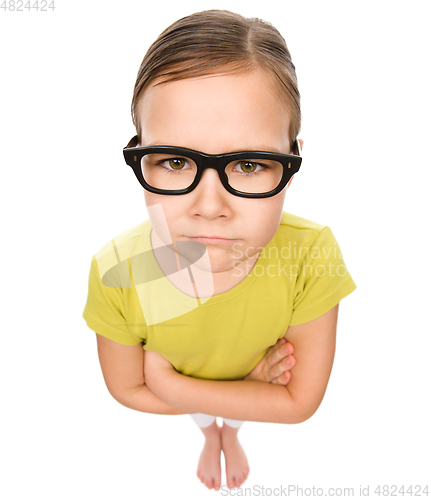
[1,0,430,498]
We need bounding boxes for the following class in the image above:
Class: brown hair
[131,9,301,154]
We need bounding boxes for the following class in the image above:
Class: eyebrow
[144,143,286,154]
[225,146,285,154]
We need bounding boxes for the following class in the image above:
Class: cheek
[252,198,284,240]
[143,190,157,209]
[144,191,170,216]
[144,193,184,233]
[252,196,284,223]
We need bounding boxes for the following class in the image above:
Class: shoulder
[279,211,326,233]
[93,219,150,265]
[94,219,150,259]
[274,211,331,249]
[91,219,151,286]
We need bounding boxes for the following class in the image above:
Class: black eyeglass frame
[123,135,302,199]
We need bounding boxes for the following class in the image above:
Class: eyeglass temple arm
[126,135,139,148]
[293,138,302,156]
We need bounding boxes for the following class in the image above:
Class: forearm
[151,370,307,424]
[114,383,190,416]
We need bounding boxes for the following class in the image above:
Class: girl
[83,9,356,492]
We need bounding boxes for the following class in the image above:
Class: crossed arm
[145,304,338,424]
[96,304,339,425]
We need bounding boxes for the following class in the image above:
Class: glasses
[123,135,302,199]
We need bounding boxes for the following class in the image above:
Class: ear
[287,175,295,188]
[293,138,304,155]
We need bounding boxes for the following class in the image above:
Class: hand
[243,338,296,385]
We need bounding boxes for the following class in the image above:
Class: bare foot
[196,421,222,491]
[221,423,250,489]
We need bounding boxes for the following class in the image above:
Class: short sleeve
[82,256,142,346]
[289,226,357,326]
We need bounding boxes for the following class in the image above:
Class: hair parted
[131,9,301,154]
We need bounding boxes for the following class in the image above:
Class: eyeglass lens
[141,153,285,194]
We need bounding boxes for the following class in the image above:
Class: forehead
[136,69,291,154]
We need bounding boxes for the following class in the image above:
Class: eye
[232,161,268,175]
[238,161,259,173]
[165,158,187,170]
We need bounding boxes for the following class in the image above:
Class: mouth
[184,236,238,244]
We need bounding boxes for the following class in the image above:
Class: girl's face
[136,68,295,276]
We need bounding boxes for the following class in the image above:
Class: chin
[193,251,236,274]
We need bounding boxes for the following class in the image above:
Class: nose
[189,166,231,218]
[195,166,228,197]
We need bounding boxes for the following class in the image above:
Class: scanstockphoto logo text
[232,241,343,262]
[219,484,430,497]
[1,0,56,12]
[231,242,347,280]
[219,484,356,497]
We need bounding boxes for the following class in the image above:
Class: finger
[271,370,291,385]
[265,339,291,369]
[264,338,286,358]
[267,354,296,381]
[251,341,287,383]
[285,341,294,354]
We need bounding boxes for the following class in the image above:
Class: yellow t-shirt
[82,211,357,380]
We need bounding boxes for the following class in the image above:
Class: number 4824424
[1,1,55,11]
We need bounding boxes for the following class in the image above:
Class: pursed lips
[184,235,238,243]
